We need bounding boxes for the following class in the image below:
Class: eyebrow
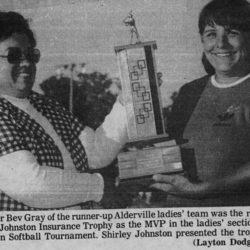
[5,46,20,51]
[203,28,215,34]
[6,46,32,51]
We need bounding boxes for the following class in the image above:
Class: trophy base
[118,141,183,189]
[126,134,169,148]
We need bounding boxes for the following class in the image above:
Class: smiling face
[0,33,36,98]
[202,24,250,80]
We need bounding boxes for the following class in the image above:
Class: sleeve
[0,150,104,209]
[80,98,128,169]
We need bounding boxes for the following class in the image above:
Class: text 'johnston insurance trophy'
[115,11,183,187]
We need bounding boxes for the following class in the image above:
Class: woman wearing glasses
[0,11,130,210]
[152,0,250,207]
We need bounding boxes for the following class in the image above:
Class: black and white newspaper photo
[1,0,250,249]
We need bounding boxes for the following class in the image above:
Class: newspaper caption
[0,208,250,247]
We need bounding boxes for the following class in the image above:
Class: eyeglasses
[0,47,40,64]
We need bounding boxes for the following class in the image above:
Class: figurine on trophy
[123,11,141,44]
[115,12,183,189]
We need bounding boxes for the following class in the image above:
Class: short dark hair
[199,0,250,35]
[0,11,36,47]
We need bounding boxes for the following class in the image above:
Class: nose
[216,33,229,49]
[19,56,31,67]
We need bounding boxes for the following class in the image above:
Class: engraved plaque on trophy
[115,13,182,186]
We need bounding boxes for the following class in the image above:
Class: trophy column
[115,41,182,186]
[115,41,165,141]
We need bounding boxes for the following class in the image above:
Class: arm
[80,98,128,169]
[151,162,250,199]
[153,88,250,199]
[81,73,163,169]
[0,150,104,209]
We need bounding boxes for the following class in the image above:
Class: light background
[0,2,247,250]
[0,0,210,106]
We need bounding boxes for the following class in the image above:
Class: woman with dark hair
[152,0,250,207]
[0,11,130,210]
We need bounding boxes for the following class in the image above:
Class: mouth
[15,70,33,78]
[18,73,30,77]
[212,51,236,57]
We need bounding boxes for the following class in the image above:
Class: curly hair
[0,11,36,47]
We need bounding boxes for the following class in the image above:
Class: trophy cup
[115,12,183,187]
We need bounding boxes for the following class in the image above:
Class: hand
[150,174,206,199]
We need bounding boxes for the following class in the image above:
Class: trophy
[115,12,183,187]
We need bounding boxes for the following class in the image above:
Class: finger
[115,176,120,187]
[153,174,175,184]
[157,72,163,87]
[150,183,172,193]
[145,192,152,204]
[157,72,162,79]
[138,192,144,199]
[112,77,122,90]
[118,94,124,105]
[158,78,163,87]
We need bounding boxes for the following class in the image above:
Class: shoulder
[0,97,16,119]
[178,75,210,96]
[29,91,85,129]
[0,101,20,144]
[29,91,70,113]
[172,75,211,112]
[29,91,61,106]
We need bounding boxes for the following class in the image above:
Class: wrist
[178,181,211,200]
[193,182,211,199]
